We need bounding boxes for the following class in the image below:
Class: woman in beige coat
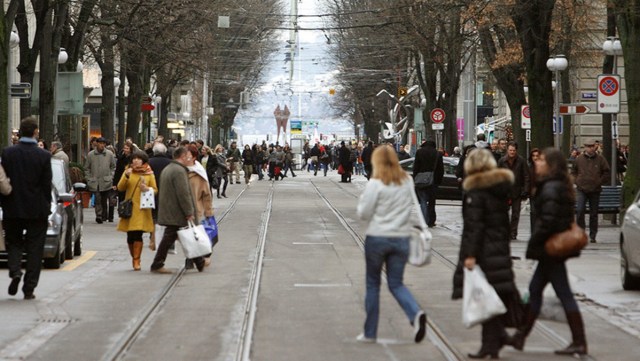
[186,144,215,269]
[117,151,158,270]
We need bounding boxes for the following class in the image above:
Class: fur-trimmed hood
[462,168,514,191]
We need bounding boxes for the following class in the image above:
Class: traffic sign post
[520,105,531,129]
[612,120,619,140]
[430,108,445,149]
[597,74,621,114]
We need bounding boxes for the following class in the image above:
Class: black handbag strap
[125,177,143,201]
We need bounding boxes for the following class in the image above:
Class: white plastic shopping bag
[139,189,155,209]
[177,220,212,258]
[462,266,507,328]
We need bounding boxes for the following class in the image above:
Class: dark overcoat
[452,168,517,299]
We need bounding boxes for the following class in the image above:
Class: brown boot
[149,232,156,251]
[555,311,588,355]
[132,242,143,271]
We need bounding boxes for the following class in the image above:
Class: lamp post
[54,48,68,138]
[7,31,20,145]
[113,77,121,143]
[603,37,623,185]
[546,54,568,149]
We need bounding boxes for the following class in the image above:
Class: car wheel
[44,244,62,269]
[64,227,74,260]
[621,238,640,290]
[73,226,82,256]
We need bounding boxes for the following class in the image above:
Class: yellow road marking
[60,251,97,271]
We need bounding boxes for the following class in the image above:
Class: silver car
[621,192,640,290]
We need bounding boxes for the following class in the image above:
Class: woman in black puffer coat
[512,148,588,356]
[452,149,517,359]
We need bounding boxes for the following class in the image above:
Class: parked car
[1,158,85,269]
[620,191,640,290]
[399,156,462,200]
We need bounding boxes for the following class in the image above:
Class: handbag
[201,216,219,248]
[545,222,587,257]
[337,164,345,174]
[117,178,141,219]
[177,220,212,258]
[408,185,432,266]
[139,189,155,209]
[462,266,508,328]
[210,176,219,190]
[414,154,439,188]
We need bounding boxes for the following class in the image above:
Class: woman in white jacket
[356,145,426,344]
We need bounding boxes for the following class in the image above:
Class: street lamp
[546,54,568,149]
[113,77,121,143]
[54,48,68,137]
[603,37,623,185]
[7,30,19,145]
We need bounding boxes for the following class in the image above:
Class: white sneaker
[413,310,427,343]
[356,333,376,343]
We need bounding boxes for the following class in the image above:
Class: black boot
[511,308,538,351]
[554,311,588,355]
[468,349,499,359]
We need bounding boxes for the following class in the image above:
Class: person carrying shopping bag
[451,148,518,359]
[511,148,589,356]
[117,151,158,271]
[355,145,427,344]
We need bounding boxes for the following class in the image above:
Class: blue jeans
[364,236,421,338]
[528,258,579,316]
[576,189,600,240]
[415,186,437,226]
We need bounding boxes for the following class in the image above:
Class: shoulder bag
[178,220,213,258]
[414,154,438,188]
[545,222,588,257]
[408,182,432,266]
[117,177,141,219]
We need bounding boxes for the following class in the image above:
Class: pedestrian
[498,141,530,240]
[84,137,116,224]
[413,139,444,228]
[528,148,541,231]
[150,147,197,274]
[397,144,411,161]
[185,145,213,270]
[256,145,267,180]
[50,141,69,164]
[116,151,157,271]
[273,144,285,180]
[451,148,517,359]
[212,144,229,198]
[226,141,242,184]
[355,145,427,344]
[309,142,320,175]
[319,145,331,176]
[148,142,172,251]
[361,140,374,180]
[512,147,589,356]
[338,141,352,183]
[2,117,51,300]
[37,139,48,150]
[572,139,611,243]
[283,145,297,178]
[242,144,254,184]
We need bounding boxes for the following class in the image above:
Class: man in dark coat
[2,117,52,300]
[412,140,444,227]
[150,146,199,273]
[338,141,352,183]
[498,141,530,240]
[361,141,374,180]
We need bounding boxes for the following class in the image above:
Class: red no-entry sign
[430,108,445,123]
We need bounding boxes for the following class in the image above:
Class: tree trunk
[99,39,115,142]
[116,60,126,149]
[513,0,556,150]
[615,0,640,209]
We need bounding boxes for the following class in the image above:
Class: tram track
[103,186,251,361]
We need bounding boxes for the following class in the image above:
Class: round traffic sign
[430,108,445,123]
[599,76,619,96]
[521,105,530,118]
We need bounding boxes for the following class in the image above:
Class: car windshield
[51,162,66,194]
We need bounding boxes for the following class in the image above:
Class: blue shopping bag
[201,216,219,248]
